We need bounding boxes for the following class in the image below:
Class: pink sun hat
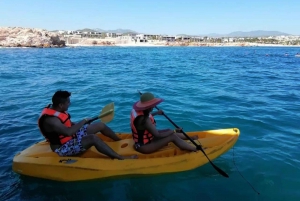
[133,92,164,111]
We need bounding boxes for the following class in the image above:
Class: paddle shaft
[87,109,114,124]
[161,112,199,146]
[138,91,229,178]
[88,116,99,124]
[155,105,228,177]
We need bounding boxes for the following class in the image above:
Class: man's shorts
[54,125,88,156]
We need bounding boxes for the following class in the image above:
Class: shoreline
[1,43,300,48]
[1,27,299,48]
[65,43,300,48]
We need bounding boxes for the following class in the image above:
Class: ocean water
[0,46,299,201]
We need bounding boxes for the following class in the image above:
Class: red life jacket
[38,104,74,145]
[130,109,156,145]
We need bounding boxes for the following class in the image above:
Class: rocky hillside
[0,27,66,48]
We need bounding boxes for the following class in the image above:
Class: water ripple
[0,47,299,201]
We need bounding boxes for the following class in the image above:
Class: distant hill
[176,34,190,37]
[205,33,221,37]
[104,29,137,34]
[75,28,99,32]
[75,28,137,34]
[202,30,290,38]
[62,28,291,37]
[226,30,290,37]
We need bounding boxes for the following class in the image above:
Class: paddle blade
[99,102,114,123]
[196,145,229,178]
[210,161,229,178]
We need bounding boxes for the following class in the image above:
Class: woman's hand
[156,110,164,115]
[151,110,164,116]
[174,127,183,133]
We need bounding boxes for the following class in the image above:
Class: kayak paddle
[86,102,115,124]
[138,91,229,178]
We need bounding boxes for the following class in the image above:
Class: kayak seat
[21,139,177,159]
[80,139,177,159]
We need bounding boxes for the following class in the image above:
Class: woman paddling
[130,92,198,154]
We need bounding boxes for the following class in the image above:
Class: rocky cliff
[0,27,66,48]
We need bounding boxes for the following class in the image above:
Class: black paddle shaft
[138,91,229,178]
[84,116,98,125]
[160,111,200,147]
[88,116,99,123]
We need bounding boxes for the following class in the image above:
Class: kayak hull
[12,128,240,181]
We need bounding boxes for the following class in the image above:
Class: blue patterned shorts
[54,125,88,156]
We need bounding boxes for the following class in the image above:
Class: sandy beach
[66,42,300,48]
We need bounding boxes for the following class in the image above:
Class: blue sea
[0,46,299,201]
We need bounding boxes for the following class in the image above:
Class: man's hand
[84,117,93,124]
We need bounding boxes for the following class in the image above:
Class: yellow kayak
[12,128,240,182]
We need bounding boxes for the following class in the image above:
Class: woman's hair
[141,108,152,125]
[52,90,71,107]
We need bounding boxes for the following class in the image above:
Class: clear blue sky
[0,0,299,35]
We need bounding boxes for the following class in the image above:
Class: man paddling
[38,90,137,160]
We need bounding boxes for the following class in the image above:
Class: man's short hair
[52,90,71,106]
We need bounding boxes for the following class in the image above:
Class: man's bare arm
[46,117,87,136]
